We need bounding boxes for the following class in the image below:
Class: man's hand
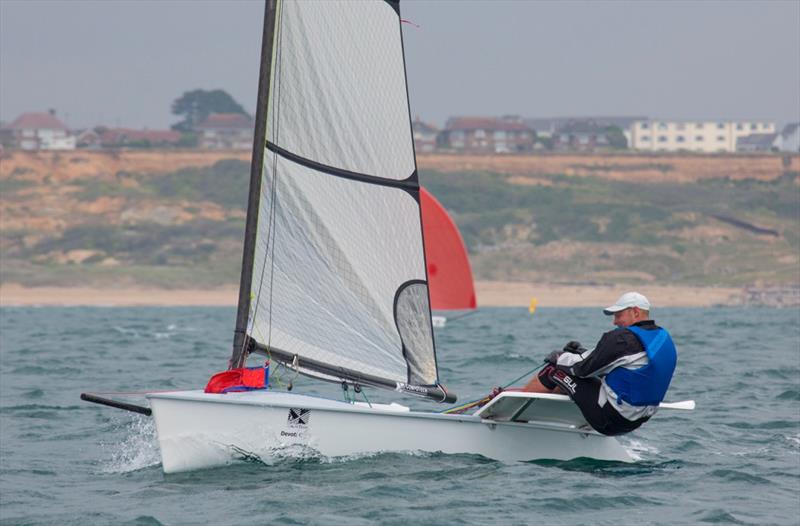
[562,341,586,354]
[544,350,563,365]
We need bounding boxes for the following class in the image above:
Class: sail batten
[237,0,452,402]
[267,0,414,179]
[266,142,419,191]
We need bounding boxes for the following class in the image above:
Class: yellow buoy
[529,297,537,315]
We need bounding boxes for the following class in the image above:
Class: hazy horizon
[2,0,798,130]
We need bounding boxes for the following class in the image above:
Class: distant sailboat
[420,187,476,328]
[82,0,693,473]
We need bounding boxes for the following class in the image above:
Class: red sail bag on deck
[204,364,269,394]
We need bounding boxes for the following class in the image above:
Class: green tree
[171,89,248,132]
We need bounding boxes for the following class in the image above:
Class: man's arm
[554,329,644,378]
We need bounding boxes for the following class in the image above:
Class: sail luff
[230,0,279,369]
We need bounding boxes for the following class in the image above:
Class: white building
[630,120,776,153]
[774,123,799,152]
[4,111,76,150]
[736,133,778,152]
[195,113,253,150]
[411,118,439,153]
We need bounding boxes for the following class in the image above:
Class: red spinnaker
[420,187,477,310]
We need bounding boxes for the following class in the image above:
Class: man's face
[613,307,639,328]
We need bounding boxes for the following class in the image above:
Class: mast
[230,0,278,369]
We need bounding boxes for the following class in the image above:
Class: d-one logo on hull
[280,408,311,438]
[287,408,310,427]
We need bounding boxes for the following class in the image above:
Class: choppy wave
[624,437,660,455]
[100,415,161,474]
[2,306,798,525]
[777,389,800,400]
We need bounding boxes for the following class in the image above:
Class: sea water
[0,306,798,525]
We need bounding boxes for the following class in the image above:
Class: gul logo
[553,371,577,394]
[561,376,577,394]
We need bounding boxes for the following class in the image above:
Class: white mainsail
[238,0,446,397]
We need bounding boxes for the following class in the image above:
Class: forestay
[232,0,451,401]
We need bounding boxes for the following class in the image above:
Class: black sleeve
[558,328,643,378]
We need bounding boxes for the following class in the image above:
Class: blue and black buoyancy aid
[605,325,677,406]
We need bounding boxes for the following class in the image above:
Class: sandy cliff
[1,149,797,306]
[3,149,795,183]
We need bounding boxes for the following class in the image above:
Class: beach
[0,282,743,308]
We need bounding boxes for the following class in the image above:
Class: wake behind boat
[82,0,691,474]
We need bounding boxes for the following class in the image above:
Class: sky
[2,0,799,130]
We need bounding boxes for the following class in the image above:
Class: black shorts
[540,366,648,436]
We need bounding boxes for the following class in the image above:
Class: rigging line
[271,356,287,388]
[248,13,279,351]
[267,350,291,389]
[439,363,546,414]
[233,0,278,367]
[359,388,372,408]
[502,363,546,389]
[286,354,300,390]
[441,310,478,324]
[265,0,285,353]
[85,389,188,396]
[248,0,284,358]
[341,382,352,403]
[441,396,491,415]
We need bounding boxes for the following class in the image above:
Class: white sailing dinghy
[83,0,692,474]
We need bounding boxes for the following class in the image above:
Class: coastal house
[630,120,776,153]
[75,129,101,149]
[0,125,13,150]
[774,123,799,152]
[551,120,614,152]
[3,111,76,150]
[195,113,254,150]
[526,116,644,144]
[736,133,779,152]
[411,118,439,153]
[439,116,535,154]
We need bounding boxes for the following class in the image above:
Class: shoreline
[0,282,744,308]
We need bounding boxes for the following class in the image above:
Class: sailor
[521,292,677,436]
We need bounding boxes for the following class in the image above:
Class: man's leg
[523,365,566,394]
[523,368,628,434]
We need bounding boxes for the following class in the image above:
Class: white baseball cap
[603,292,651,315]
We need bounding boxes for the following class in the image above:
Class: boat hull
[147,390,632,473]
